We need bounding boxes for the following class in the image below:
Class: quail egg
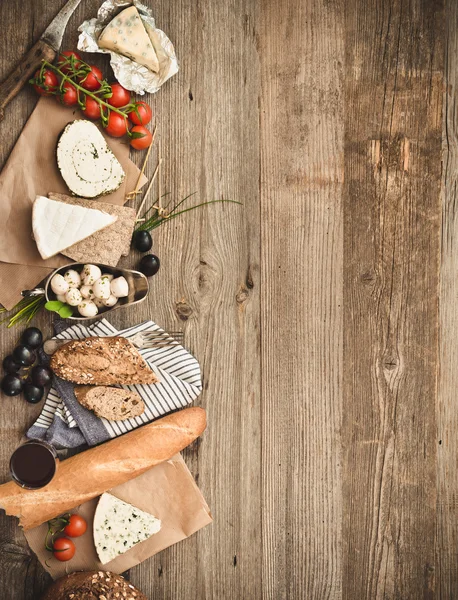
[78,300,99,318]
[64,269,81,288]
[93,297,105,308]
[103,295,118,307]
[82,264,102,286]
[93,277,111,299]
[101,273,114,282]
[110,276,129,298]
[80,285,95,299]
[65,287,83,306]
[56,293,67,302]
[50,274,69,295]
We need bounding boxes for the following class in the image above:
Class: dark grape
[132,230,153,253]
[31,365,53,387]
[1,375,23,396]
[23,383,44,404]
[12,345,36,366]
[138,254,160,277]
[3,355,20,374]
[21,327,43,349]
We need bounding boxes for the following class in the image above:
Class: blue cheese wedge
[93,493,161,564]
[32,196,118,260]
[56,120,125,198]
[98,6,160,73]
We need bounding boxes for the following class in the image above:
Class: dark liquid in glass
[10,442,56,489]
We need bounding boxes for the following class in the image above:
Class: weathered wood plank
[437,0,458,597]
[342,0,443,598]
[259,1,344,598]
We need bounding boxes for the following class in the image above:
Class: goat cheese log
[0,407,206,530]
[56,120,125,198]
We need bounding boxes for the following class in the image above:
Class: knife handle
[0,40,56,121]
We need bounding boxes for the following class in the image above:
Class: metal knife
[0,0,82,120]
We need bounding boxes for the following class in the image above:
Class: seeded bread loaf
[50,337,159,385]
[41,570,147,600]
[75,385,145,420]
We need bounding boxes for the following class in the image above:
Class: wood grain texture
[437,0,458,597]
[259,1,344,598]
[342,1,443,598]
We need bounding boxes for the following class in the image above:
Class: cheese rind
[93,492,161,564]
[32,196,118,260]
[98,6,160,73]
[56,120,125,198]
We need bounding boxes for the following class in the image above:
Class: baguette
[50,336,159,385]
[0,407,206,530]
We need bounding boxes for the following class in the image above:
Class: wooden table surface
[0,0,455,598]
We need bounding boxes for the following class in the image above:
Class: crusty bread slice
[50,336,159,385]
[75,385,145,421]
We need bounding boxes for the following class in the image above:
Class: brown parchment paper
[24,454,212,579]
[0,97,147,309]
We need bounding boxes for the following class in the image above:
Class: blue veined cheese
[93,493,161,564]
[98,6,160,73]
[56,120,125,198]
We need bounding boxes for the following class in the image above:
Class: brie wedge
[57,120,125,198]
[93,493,161,564]
[98,6,160,73]
[32,196,118,260]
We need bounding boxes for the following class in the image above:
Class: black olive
[138,254,160,277]
[1,375,23,396]
[21,327,43,349]
[13,345,36,366]
[23,383,44,404]
[132,230,153,253]
[31,365,53,387]
[3,355,21,374]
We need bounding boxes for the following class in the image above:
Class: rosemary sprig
[0,296,46,328]
[136,193,242,232]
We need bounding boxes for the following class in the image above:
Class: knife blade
[0,0,83,120]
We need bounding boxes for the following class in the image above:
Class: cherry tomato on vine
[52,537,76,562]
[82,97,102,120]
[57,51,82,74]
[108,83,131,107]
[105,112,129,137]
[57,82,78,107]
[130,125,153,150]
[79,65,103,91]
[128,101,152,126]
[63,514,87,538]
[32,69,58,96]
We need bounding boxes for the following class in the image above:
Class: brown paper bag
[0,97,147,309]
[24,454,212,579]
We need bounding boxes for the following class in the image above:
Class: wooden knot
[236,287,249,304]
[175,300,193,321]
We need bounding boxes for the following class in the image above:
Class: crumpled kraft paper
[24,454,212,579]
[0,97,147,310]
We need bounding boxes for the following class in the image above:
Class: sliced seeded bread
[75,385,145,421]
[50,336,159,385]
[41,570,147,600]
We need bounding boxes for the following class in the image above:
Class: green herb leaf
[58,305,73,318]
[45,301,64,312]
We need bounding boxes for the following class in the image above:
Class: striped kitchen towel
[27,319,202,449]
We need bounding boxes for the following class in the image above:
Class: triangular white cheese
[32,196,118,260]
[98,6,160,73]
[93,493,161,564]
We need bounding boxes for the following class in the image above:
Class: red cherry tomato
[58,82,78,106]
[63,514,87,538]
[57,51,82,74]
[128,101,152,126]
[79,65,103,91]
[33,69,58,96]
[82,97,101,120]
[105,112,128,137]
[52,537,75,562]
[108,83,131,108]
[130,125,153,150]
